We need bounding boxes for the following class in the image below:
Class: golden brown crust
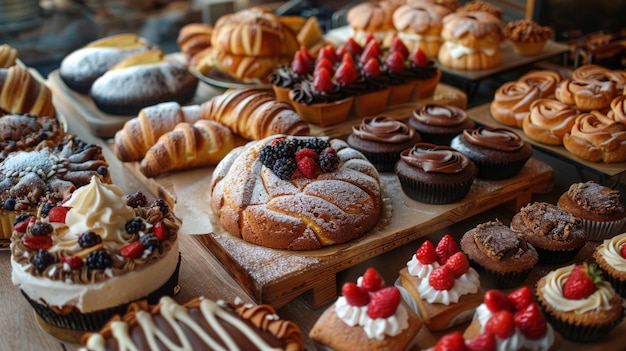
[490,81,541,127]
[517,70,562,98]
[503,19,553,43]
[0,44,18,68]
[0,66,55,118]
[555,79,617,111]
[572,64,626,91]
[348,0,399,32]
[458,0,503,19]
[557,182,626,222]
[594,246,626,282]
[563,111,626,163]
[392,1,451,56]
[440,11,503,44]
[609,95,626,124]
[523,98,577,145]
[177,23,213,59]
[438,43,502,70]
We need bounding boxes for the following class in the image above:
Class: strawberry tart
[310,267,422,350]
[593,232,626,297]
[399,234,484,331]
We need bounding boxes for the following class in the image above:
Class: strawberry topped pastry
[593,232,626,297]
[271,46,314,103]
[536,262,624,342]
[385,37,419,105]
[409,46,442,99]
[462,287,560,350]
[430,330,497,351]
[310,267,422,350]
[11,176,180,338]
[399,234,484,331]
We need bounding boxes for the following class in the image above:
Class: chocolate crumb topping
[567,181,622,214]
[519,202,582,241]
[473,219,526,261]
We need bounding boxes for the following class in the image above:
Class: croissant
[139,120,235,177]
[114,101,201,162]
[0,44,18,68]
[0,66,55,117]
[199,88,310,140]
[177,23,213,59]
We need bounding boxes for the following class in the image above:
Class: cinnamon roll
[563,111,626,163]
[523,98,578,145]
[555,79,617,112]
[490,81,541,127]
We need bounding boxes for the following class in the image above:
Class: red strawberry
[61,256,83,270]
[445,251,469,278]
[484,289,514,313]
[507,286,534,311]
[291,51,311,76]
[434,331,468,351]
[429,265,455,291]
[313,67,334,93]
[299,45,314,64]
[365,33,376,45]
[435,234,458,265]
[342,282,370,306]
[360,267,385,292]
[315,57,335,76]
[23,236,53,250]
[411,47,429,67]
[345,37,363,56]
[361,57,382,77]
[563,263,602,300]
[620,243,626,259]
[485,310,515,339]
[415,240,437,265]
[318,44,338,64]
[367,286,401,319]
[335,54,359,85]
[14,216,35,233]
[48,206,69,223]
[297,157,320,179]
[295,148,318,162]
[153,221,169,241]
[514,303,547,339]
[466,332,496,351]
[359,39,382,65]
[390,37,410,58]
[120,241,144,259]
[385,50,406,73]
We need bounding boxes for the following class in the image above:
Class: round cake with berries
[10,176,180,337]
[210,135,382,250]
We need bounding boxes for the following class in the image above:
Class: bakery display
[346,39,392,117]
[176,23,213,60]
[510,202,588,264]
[503,19,554,56]
[517,70,562,98]
[11,176,181,335]
[81,295,303,350]
[385,38,419,105]
[555,78,617,112]
[571,64,626,92]
[89,50,198,116]
[395,142,477,204]
[210,136,382,250]
[409,103,474,145]
[310,267,422,350]
[523,98,578,145]
[0,65,56,118]
[0,114,64,162]
[450,126,533,179]
[460,219,538,289]
[490,80,541,128]
[392,0,452,58]
[347,116,421,172]
[536,263,624,342]
[558,181,626,241]
[399,235,483,331]
[563,111,626,163]
[347,0,400,47]
[270,46,313,103]
[594,232,626,298]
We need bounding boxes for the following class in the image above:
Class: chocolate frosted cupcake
[460,219,539,289]
[593,232,626,298]
[450,126,533,179]
[347,116,421,172]
[511,202,587,264]
[409,104,474,145]
[558,181,626,241]
[395,142,476,204]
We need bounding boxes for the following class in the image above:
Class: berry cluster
[259,137,340,180]
[342,267,402,320]
[415,234,470,291]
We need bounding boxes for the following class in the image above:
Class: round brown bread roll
[563,111,626,163]
[210,136,382,250]
[523,98,578,145]
[555,79,617,112]
[490,80,541,127]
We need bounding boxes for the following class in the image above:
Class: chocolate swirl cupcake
[451,126,532,179]
[395,142,477,204]
[409,104,474,145]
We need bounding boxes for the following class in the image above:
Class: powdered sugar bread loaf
[210,136,382,250]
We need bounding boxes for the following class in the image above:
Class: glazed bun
[523,98,578,145]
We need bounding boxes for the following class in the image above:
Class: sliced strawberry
[415,240,437,265]
[467,332,496,351]
[23,236,52,250]
[429,265,455,291]
[120,241,144,259]
[514,303,547,339]
[291,51,311,76]
[14,216,35,233]
[563,263,601,300]
[445,251,469,278]
[385,50,406,73]
[507,286,535,311]
[295,148,318,162]
[342,282,370,306]
[47,206,69,223]
[313,67,334,93]
[411,47,429,67]
[361,57,382,78]
[360,267,385,292]
[61,256,83,270]
[345,37,363,56]
[297,157,320,179]
[335,54,359,85]
[390,37,410,58]
[359,39,382,65]
[314,57,335,76]
[484,289,514,313]
[485,310,515,339]
[153,221,169,241]
[367,286,401,319]
[434,331,468,351]
[620,243,626,259]
[435,234,458,265]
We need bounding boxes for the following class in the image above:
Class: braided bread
[563,111,626,163]
[523,98,577,145]
[0,66,55,117]
[490,81,541,127]
[200,88,310,140]
[114,101,201,162]
[139,120,235,178]
[0,44,17,68]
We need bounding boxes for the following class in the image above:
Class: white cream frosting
[417,268,480,304]
[406,254,439,279]
[444,41,496,59]
[335,296,369,327]
[599,233,626,271]
[474,303,556,351]
[540,264,615,314]
[362,303,410,340]
[398,32,442,42]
